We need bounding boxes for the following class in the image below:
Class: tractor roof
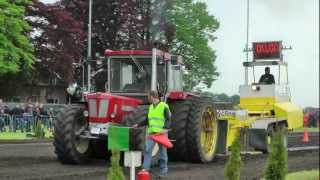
[243,60,287,67]
[104,49,180,62]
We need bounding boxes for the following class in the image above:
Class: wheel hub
[200,107,218,157]
[74,117,90,154]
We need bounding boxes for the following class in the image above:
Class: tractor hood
[85,92,142,124]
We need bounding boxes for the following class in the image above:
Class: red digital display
[253,41,282,60]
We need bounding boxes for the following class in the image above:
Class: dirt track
[0,132,319,180]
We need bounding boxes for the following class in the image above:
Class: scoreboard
[253,41,282,61]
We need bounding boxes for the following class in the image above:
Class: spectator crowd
[0,99,56,133]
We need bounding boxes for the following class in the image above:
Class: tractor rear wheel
[168,99,192,161]
[186,98,219,163]
[123,106,159,165]
[53,105,91,164]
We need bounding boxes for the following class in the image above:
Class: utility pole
[245,0,250,85]
[87,0,92,92]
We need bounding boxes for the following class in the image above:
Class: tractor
[216,41,303,153]
[53,48,221,164]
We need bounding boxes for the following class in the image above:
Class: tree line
[0,0,220,96]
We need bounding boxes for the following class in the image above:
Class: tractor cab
[104,49,184,103]
[239,60,291,115]
[82,49,185,136]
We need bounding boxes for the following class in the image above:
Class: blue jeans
[0,117,4,132]
[143,136,168,175]
[13,117,22,132]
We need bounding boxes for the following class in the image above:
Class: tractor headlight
[83,110,89,117]
[110,112,116,119]
[251,85,260,91]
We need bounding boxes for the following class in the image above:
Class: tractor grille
[89,99,97,117]
[99,99,109,117]
[88,99,109,118]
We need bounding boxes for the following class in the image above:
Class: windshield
[110,57,152,93]
[248,65,288,85]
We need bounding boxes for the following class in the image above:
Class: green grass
[286,170,319,180]
[0,131,32,140]
[292,127,320,133]
[0,129,53,140]
[261,170,319,180]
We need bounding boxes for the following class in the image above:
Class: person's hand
[132,124,138,128]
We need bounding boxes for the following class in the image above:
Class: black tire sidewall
[53,105,91,164]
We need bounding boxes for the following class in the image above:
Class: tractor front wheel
[53,105,91,164]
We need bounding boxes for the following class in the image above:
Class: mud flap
[216,120,228,154]
[248,129,268,151]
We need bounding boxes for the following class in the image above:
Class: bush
[224,132,242,180]
[265,126,288,180]
[107,151,125,180]
[34,120,45,138]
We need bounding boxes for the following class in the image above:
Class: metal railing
[0,114,56,133]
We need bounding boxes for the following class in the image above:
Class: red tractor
[53,49,220,164]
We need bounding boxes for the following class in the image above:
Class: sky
[204,0,319,108]
[41,0,319,107]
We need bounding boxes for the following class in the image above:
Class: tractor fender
[167,91,198,100]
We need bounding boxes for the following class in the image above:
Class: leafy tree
[230,95,240,105]
[169,0,220,90]
[216,93,230,102]
[60,0,147,57]
[107,151,125,180]
[0,0,34,75]
[26,0,85,83]
[60,0,219,91]
[265,127,288,180]
[200,92,240,105]
[224,132,242,180]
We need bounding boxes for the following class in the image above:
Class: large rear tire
[123,105,147,152]
[168,99,192,161]
[186,98,219,163]
[53,105,91,164]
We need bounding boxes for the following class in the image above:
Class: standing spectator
[0,112,4,132]
[0,99,5,132]
[24,103,34,132]
[10,104,24,132]
[47,107,54,131]
[39,104,48,128]
[33,103,41,132]
[3,105,11,126]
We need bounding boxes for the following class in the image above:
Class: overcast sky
[204,0,319,108]
[42,0,319,107]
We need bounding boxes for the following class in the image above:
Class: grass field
[0,129,53,140]
[292,127,320,133]
[261,170,319,180]
[286,170,319,180]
